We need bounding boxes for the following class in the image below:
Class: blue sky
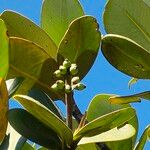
[0,0,150,149]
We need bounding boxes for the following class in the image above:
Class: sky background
[0,0,150,149]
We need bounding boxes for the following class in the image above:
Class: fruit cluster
[51,59,86,93]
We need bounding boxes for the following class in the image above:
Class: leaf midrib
[74,21,82,61]
[10,64,51,90]
[4,15,56,58]
[125,10,150,45]
[112,40,150,70]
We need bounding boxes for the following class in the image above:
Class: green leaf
[128,78,138,88]
[8,37,63,100]
[38,147,48,150]
[109,91,150,104]
[58,16,101,79]
[87,94,128,121]
[0,78,8,143]
[104,138,133,150]
[101,34,150,79]
[28,88,64,119]
[0,19,9,78]
[134,125,150,150]
[41,0,84,46]
[8,109,62,149]
[86,94,138,149]
[6,77,24,98]
[73,107,136,141]
[76,143,98,150]
[143,0,150,7]
[78,124,135,145]
[13,95,73,147]
[86,94,138,129]
[21,142,34,150]
[1,11,57,59]
[103,0,150,52]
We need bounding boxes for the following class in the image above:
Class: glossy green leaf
[73,107,136,141]
[87,94,138,149]
[78,124,135,145]
[1,11,57,59]
[101,34,150,79]
[109,91,150,104]
[103,0,150,52]
[134,125,150,150]
[8,37,63,100]
[0,78,8,143]
[38,147,48,150]
[8,109,62,149]
[0,19,9,78]
[87,94,127,121]
[6,77,24,98]
[28,88,64,119]
[41,0,84,46]
[76,143,98,150]
[58,16,101,79]
[21,142,34,150]
[13,95,73,147]
[128,78,138,88]
[106,138,133,150]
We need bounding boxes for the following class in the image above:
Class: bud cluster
[51,59,86,93]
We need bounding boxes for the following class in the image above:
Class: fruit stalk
[65,78,73,130]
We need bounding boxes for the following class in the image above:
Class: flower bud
[51,83,58,91]
[74,83,86,91]
[54,70,62,78]
[71,76,80,84]
[65,84,71,93]
[63,59,71,68]
[59,65,67,75]
[56,80,65,90]
[70,64,78,75]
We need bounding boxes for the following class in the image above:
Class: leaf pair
[102,0,150,79]
[77,94,138,149]
[91,94,150,150]
[74,107,135,141]
[9,95,72,149]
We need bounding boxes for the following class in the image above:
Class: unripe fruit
[51,83,58,91]
[74,83,86,91]
[56,80,65,90]
[54,70,62,78]
[65,84,71,93]
[63,59,71,68]
[70,64,78,75]
[71,76,80,84]
[59,65,67,75]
